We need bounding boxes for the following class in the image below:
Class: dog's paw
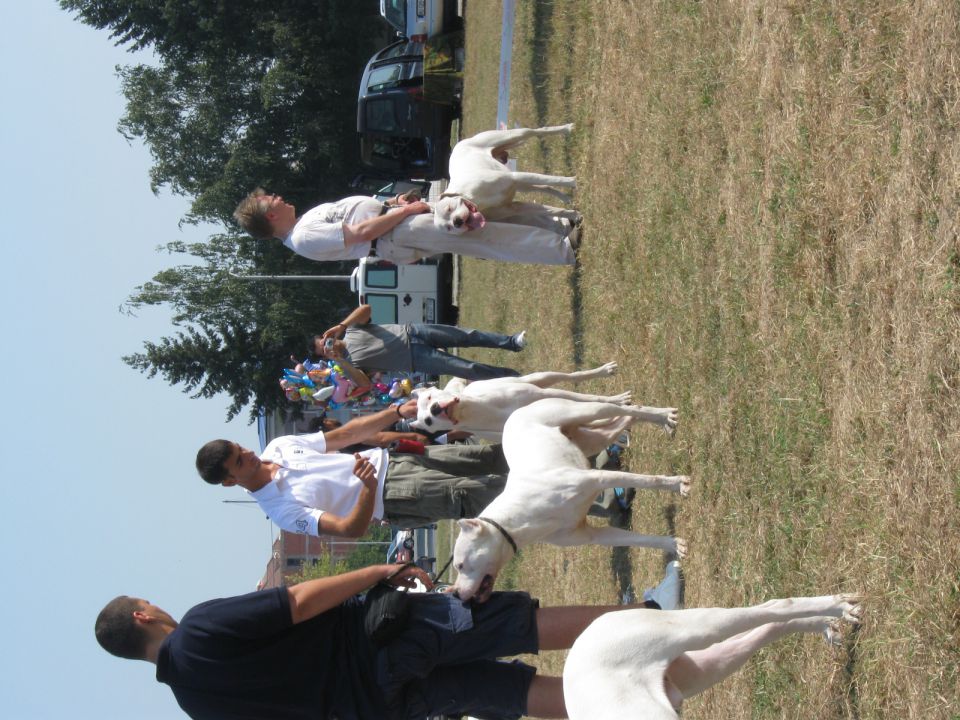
[837,595,864,624]
[661,408,679,433]
[673,538,689,560]
[609,391,632,405]
[823,619,848,646]
[561,122,574,133]
[598,361,618,376]
[675,475,692,497]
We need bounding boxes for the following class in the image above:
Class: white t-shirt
[283,196,384,261]
[250,432,388,536]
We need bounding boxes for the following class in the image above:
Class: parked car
[349,175,432,203]
[379,0,459,42]
[386,526,438,575]
[357,38,460,180]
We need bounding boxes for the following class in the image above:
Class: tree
[60,0,391,223]
[58,0,391,419]
[122,234,354,422]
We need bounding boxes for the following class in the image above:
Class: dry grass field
[451,1,960,718]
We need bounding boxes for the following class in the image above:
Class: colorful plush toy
[279,360,419,410]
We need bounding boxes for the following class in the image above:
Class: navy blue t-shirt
[155,587,385,719]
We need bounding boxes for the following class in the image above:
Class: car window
[365,99,401,133]
[375,40,418,62]
[381,0,405,33]
[367,64,403,92]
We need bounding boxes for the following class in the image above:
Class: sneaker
[512,331,527,350]
[613,487,634,510]
[642,561,683,611]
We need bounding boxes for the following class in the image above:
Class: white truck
[350,255,457,325]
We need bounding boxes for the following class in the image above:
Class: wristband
[394,404,403,418]
[385,561,416,581]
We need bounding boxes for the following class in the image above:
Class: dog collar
[478,516,518,555]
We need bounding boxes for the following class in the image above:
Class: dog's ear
[444,377,469,394]
[409,385,434,400]
[457,518,483,535]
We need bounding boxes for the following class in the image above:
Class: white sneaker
[513,331,527,350]
[642,561,682,610]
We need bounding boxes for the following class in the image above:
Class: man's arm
[316,455,378,538]
[287,563,432,625]
[341,201,431,246]
[333,355,372,392]
[322,399,417,452]
[320,304,373,342]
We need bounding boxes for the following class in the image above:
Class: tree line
[61,0,393,421]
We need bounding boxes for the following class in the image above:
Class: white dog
[434,123,577,233]
[563,594,864,720]
[451,398,687,602]
[410,361,630,441]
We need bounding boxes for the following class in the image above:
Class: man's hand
[353,453,378,490]
[321,325,344,342]
[385,563,434,591]
[400,200,432,217]
[395,189,421,205]
[396,398,418,419]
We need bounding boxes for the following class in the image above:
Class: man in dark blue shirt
[95,563,634,719]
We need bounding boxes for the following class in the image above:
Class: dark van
[357,38,460,180]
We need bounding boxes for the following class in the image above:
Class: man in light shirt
[232,187,580,265]
[196,401,509,538]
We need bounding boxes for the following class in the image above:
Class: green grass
[455,1,960,717]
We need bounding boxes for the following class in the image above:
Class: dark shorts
[377,591,539,720]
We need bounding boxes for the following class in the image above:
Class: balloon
[312,385,336,402]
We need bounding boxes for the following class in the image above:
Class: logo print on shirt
[296,519,309,533]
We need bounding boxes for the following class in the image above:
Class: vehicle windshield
[365,98,402,133]
[380,0,405,33]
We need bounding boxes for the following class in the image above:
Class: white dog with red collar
[434,124,578,233]
[410,361,630,442]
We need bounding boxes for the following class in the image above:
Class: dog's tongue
[466,210,486,230]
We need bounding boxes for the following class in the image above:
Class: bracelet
[385,561,416,581]
[394,404,403,418]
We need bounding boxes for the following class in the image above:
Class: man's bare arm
[287,563,432,624]
[316,454,379,538]
[322,400,417,452]
[341,201,431,246]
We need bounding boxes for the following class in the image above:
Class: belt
[369,202,391,258]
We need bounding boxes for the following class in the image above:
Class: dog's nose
[453,216,464,227]
[430,402,443,416]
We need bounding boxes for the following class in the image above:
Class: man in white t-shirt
[232,188,580,265]
[196,402,510,537]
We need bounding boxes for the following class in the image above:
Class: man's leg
[408,322,523,351]
[386,213,576,265]
[536,604,632,650]
[382,444,509,525]
[409,343,521,380]
[526,675,567,719]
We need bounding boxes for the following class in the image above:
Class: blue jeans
[407,323,521,380]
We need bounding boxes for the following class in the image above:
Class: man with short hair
[94,564,640,719]
[232,188,580,265]
[196,401,510,537]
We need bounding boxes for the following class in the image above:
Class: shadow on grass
[528,0,555,126]
[609,509,634,603]
[569,258,584,366]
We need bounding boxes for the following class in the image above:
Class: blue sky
[0,4,276,717]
